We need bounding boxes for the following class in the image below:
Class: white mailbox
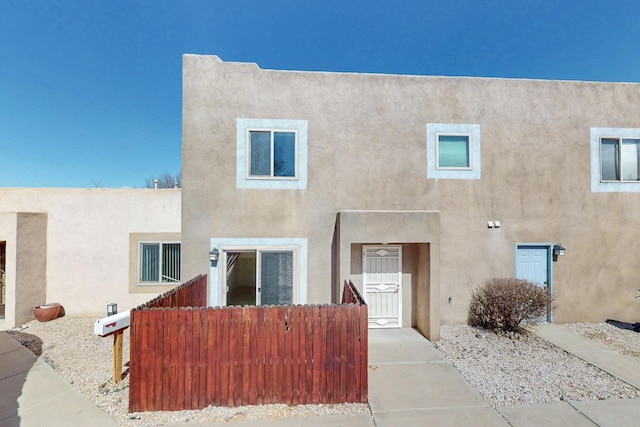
[94,310,131,337]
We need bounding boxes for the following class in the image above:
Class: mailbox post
[94,310,131,383]
[112,330,124,383]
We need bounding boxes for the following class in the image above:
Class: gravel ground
[8,317,640,425]
[435,324,640,407]
[8,317,368,426]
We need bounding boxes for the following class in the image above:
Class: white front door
[363,245,402,328]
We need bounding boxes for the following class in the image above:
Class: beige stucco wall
[0,188,181,327]
[182,54,640,326]
[15,213,47,326]
[0,212,48,329]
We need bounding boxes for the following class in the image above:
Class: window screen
[260,251,293,305]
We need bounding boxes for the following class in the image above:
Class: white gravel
[435,324,640,407]
[8,317,640,425]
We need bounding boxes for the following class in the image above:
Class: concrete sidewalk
[2,325,640,426]
[367,327,508,426]
[0,331,117,427]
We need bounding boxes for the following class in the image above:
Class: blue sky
[2,0,640,188]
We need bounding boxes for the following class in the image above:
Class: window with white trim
[139,242,181,284]
[209,238,308,307]
[248,129,297,179]
[427,123,481,179]
[590,128,640,192]
[237,119,308,189]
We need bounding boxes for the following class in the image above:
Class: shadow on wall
[0,331,42,425]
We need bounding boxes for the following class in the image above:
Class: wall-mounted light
[553,244,566,262]
[487,220,501,229]
[553,244,565,257]
[107,303,117,317]
[209,247,219,262]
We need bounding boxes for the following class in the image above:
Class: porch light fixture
[553,244,566,257]
[209,247,219,262]
[107,303,117,317]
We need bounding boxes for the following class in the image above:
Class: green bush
[467,277,551,332]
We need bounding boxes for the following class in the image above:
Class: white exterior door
[363,245,402,328]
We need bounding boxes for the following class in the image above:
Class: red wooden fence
[129,278,368,412]
[140,274,207,309]
[341,279,366,305]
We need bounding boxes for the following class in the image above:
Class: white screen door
[363,245,402,328]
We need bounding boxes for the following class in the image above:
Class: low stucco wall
[15,213,47,326]
[0,213,19,329]
[0,188,181,327]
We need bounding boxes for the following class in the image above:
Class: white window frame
[435,132,473,170]
[138,241,181,285]
[427,123,481,179]
[209,237,308,307]
[591,127,640,192]
[246,128,299,180]
[237,119,308,189]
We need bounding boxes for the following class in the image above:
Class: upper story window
[248,130,297,178]
[139,242,181,284]
[237,119,308,190]
[436,133,472,170]
[600,138,640,182]
[427,123,481,179]
[590,128,640,192]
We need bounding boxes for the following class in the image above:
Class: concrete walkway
[0,331,117,427]
[2,324,640,426]
[527,322,640,389]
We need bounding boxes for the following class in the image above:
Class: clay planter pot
[33,303,62,322]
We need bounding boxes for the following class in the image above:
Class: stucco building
[3,55,639,339]
[181,55,640,340]
[0,188,180,330]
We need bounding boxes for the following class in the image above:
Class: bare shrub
[467,277,551,332]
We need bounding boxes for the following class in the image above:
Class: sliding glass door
[224,248,296,306]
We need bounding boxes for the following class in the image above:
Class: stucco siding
[182,54,640,325]
[0,188,181,323]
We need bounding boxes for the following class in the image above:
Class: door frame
[362,244,402,328]
[514,243,553,323]
[209,238,308,307]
